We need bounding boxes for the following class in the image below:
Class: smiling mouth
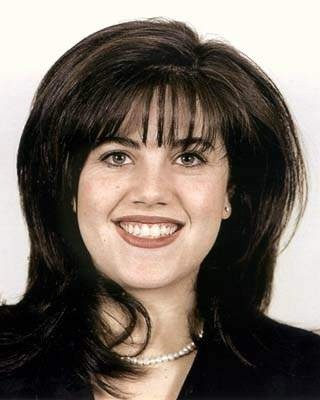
[114,222,183,248]
[118,222,180,239]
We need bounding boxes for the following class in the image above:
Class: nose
[129,162,173,207]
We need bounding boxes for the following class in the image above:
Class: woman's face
[76,105,231,293]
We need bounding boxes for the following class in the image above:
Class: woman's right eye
[100,151,132,167]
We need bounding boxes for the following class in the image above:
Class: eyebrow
[99,136,215,150]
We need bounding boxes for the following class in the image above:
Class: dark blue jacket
[1,315,320,399]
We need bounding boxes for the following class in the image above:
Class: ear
[227,182,236,199]
[72,197,77,213]
[222,202,232,219]
[222,182,235,219]
[222,187,233,220]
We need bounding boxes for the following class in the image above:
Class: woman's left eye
[175,152,206,167]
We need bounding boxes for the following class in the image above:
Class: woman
[1,18,320,399]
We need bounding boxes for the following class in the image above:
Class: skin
[75,101,231,398]
[76,106,230,292]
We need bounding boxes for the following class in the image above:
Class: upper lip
[112,215,185,226]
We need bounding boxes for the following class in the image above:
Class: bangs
[91,79,226,153]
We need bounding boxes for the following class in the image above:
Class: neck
[104,277,202,358]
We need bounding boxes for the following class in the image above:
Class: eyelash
[100,151,207,168]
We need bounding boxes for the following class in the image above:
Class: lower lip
[114,224,182,249]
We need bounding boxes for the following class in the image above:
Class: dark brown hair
[0,18,306,398]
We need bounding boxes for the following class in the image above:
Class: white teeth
[140,225,150,236]
[119,223,179,239]
[160,225,167,236]
[150,224,161,237]
[133,225,140,235]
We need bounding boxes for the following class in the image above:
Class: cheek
[178,179,227,265]
[77,180,102,216]
[78,175,120,210]
[180,179,227,219]
[77,178,115,230]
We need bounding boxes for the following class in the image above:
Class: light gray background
[1,0,319,329]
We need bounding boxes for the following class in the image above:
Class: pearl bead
[120,329,204,366]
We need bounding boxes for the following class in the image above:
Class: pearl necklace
[120,330,204,366]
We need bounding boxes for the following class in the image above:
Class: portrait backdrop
[0,0,319,330]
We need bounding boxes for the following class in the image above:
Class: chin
[98,264,194,294]
[117,272,179,292]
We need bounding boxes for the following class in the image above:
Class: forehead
[109,85,219,151]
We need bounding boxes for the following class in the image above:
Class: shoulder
[249,315,320,397]
[0,303,81,399]
[251,314,320,376]
[202,314,320,372]
[191,315,320,398]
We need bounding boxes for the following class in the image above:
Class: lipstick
[112,215,184,249]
